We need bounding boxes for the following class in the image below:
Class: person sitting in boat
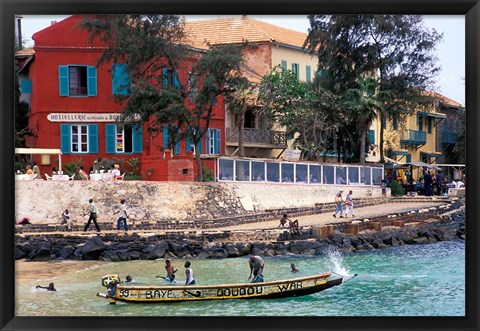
[248,255,265,283]
[290,263,300,273]
[278,213,291,228]
[184,261,195,285]
[36,282,57,291]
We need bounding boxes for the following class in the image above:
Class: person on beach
[290,263,300,273]
[83,198,101,232]
[333,190,344,218]
[36,283,57,291]
[248,255,265,283]
[115,199,129,233]
[278,213,291,228]
[289,219,300,235]
[156,259,178,283]
[184,261,195,285]
[61,209,72,231]
[344,190,355,218]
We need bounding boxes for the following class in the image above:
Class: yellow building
[185,16,318,159]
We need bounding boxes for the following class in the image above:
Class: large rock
[28,241,52,261]
[145,241,169,260]
[81,237,106,255]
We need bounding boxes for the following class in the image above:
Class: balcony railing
[442,131,457,145]
[400,130,426,146]
[226,128,287,148]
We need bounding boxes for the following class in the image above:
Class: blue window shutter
[198,132,203,154]
[112,63,129,95]
[175,128,181,155]
[281,60,287,70]
[406,154,411,163]
[186,127,191,153]
[306,65,311,82]
[20,79,32,93]
[59,66,69,96]
[173,71,180,89]
[214,129,221,154]
[162,68,169,88]
[163,126,169,150]
[60,124,71,153]
[368,130,375,145]
[206,129,212,154]
[132,124,142,153]
[87,66,97,96]
[105,124,116,153]
[88,124,98,153]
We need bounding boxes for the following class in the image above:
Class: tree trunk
[379,112,385,163]
[359,125,367,165]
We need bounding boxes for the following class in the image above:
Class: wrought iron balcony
[226,128,287,148]
[400,130,426,149]
[442,131,457,145]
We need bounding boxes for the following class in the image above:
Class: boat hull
[97,273,343,303]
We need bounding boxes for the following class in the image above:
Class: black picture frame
[1,0,478,330]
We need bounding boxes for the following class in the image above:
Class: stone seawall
[15,181,385,225]
[15,209,465,262]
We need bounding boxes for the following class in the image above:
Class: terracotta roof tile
[184,16,308,50]
[15,48,35,57]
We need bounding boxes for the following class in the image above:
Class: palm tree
[343,77,385,164]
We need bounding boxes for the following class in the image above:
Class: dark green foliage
[305,15,442,163]
[388,180,405,196]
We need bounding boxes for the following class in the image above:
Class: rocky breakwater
[15,207,465,262]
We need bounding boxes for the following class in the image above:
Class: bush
[388,180,405,196]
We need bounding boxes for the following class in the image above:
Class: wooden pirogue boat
[97,272,343,303]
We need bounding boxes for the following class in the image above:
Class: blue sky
[19,15,465,105]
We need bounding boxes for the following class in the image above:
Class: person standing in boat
[184,261,195,285]
[248,255,264,283]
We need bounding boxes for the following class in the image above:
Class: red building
[22,15,225,180]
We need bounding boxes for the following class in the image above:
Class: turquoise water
[15,240,465,317]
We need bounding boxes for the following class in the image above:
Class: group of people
[58,198,130,233]
[24,162,40,179]
[156,259,196,285]
[333,189,355,219]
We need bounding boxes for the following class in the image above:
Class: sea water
[15,240,465,317]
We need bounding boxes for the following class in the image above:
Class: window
[207,128,221,155]
[427,117,432,134]
[421,152,429,163]
[59,65,97,96]
[162,126,181,155]
[392,113,398,130]
[291,63,300,80]
[418,115,423,131]
[106,123,142,154]
[306,65,312,82]
[60,124,98,154]
[112,63,130,96]
[186,127,203,154]
[188,73,198,101]
[281,60,287,70]
[368,130,375,145]
[162,68,180,89]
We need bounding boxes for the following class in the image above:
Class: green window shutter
[88,124,98,153]
[186,127,192,154]
[306,65,311,82]
[406,154,411,163]
[112,63,130,95]
[368,130,375,145]
[281,60,287,70]
[418,116,423,131]
[20,79,32,93]
[162,68,169,88]
[87,66,97,96]
[60,124,71,153]
[59,65,69,96]
[214,129,221,154]
[163,126,169,150]
[105,124,116,153]
[132,123,143,153]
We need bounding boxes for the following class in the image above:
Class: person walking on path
[83,198,101,232]
[333,190,344,218]
[248,255,265,283]
[344,190,355,218]
[115,199,129,233]
[184,261,195,285]
[61,209,72,231]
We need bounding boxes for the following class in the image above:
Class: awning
[409,160,441,170]
[417,111,446,119]
[391,151,410,156]
[421,152,442,158]
[15,148,63,174]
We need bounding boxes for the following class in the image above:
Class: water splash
[326,246,353,279]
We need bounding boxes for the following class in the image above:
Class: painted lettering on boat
[216,286,263,297]
[145,290,173,299]
[278,281,303,291]
[119,289,130,297]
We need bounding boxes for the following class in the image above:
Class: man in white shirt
[115,199,129,233]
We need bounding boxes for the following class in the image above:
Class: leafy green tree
[305,15,442,163]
